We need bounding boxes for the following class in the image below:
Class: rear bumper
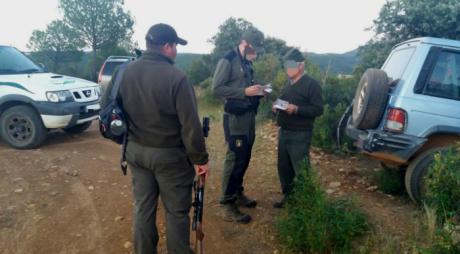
[35,100,100,129]
[346,124,426,164]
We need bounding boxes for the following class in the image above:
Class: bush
[425,145,460,221]
[312,103,348,152]
[255,71,287,120]
[311,75,358,152]
[277,163,369,253]
[418,219,460,254]
[429,220,460,254]
[415,145,460,253]
[199,77,222,106]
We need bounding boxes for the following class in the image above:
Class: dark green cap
[283,48,305,62]
[241,29,264,53]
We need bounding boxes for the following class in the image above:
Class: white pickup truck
[0,45,101,149]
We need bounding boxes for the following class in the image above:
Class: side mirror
[134,48,143,58]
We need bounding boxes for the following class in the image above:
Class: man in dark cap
[272,48,324,208]
[212,29,265,224]
[113,23,209,253]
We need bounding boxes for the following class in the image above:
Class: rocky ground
[0,114,420,253]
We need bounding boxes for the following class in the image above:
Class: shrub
[312,103,344,152]
[277,163,369,253]
[199,77,222,106]
[311,75,358,152]
[418,218,460,254]
[430,220,460,254]
[416,145,460,253]
[425,145,460,221]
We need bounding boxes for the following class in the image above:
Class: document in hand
[256,84,273,96]
[274,98,289,110]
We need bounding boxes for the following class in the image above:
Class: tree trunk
[91,47,98,82]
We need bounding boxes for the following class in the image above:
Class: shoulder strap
[224,50,237,62]
[110,62,129,175]
[109,63,129,100]
[223,49,237,84]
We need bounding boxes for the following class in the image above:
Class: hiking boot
[273,196,287,209]
[236,193,257,208]
[222,202,252,224]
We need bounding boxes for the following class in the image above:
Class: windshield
[382,47,416,81]
[0,46,44,75]
[102,61,126,76]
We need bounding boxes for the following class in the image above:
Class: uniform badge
[235,139,243,147]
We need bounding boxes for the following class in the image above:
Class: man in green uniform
[117,23,209,254]
[212,30,265,224]
[273,48,324,208]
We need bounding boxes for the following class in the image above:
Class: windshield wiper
[19,68,43,74]
[0,69,20,74]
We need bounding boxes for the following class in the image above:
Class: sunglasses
[244,45,257,55]
[284,60,301,69]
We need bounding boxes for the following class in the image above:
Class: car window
[423,51,460,100]
[102,61,125,76]
[382,47,416,81]
[0,46,43,75]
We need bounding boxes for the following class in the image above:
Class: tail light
[385,108,406,132]
[98,62,106,84]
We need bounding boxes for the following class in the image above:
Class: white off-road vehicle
[0,45,101,149]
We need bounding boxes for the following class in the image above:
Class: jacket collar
[235,47,252,65]
[142,51,175,65]
[289,73,306,86]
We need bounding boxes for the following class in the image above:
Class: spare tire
[352,69,390,129]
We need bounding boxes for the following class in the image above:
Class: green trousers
[126,141,195,254]
[221,114,256,202]
[277,128,313,195]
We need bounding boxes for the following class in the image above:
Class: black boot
[222,202,252,224]
[236,193,257,208]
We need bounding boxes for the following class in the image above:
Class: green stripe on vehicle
[63,80,75,84]
[0,82,34,94]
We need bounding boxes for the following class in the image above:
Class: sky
[0,0,386,54]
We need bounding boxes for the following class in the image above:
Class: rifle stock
[192,116,209,254]
[193,175,205,253]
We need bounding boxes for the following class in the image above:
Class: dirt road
[0,115,419,253]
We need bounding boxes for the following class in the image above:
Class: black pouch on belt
[224,98,253,115]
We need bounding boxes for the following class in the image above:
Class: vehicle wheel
[63,121,92,134]
[0,105,47,149]
[352,69,390,129]
[404,148,447,203]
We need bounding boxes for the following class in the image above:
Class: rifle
[192,116,209,254]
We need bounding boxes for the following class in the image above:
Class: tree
[263,37,291,58]
[359,0,460,69]
[27,20,84,71]
[374,0,460,42]
[253,53,282,85]
[59,0,134,80]
[209,17,261,60]
[187,59,212,86]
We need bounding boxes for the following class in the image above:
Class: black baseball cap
[145,23,187,46]
[241,29,264,53]
[283,48,305,62]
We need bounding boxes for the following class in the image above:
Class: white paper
[257,83,273,95]
[274,99,288,110]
